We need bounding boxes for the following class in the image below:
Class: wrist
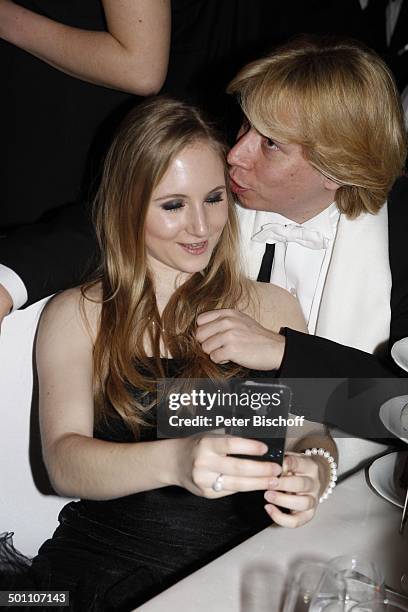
[312,454,332,498]
[268,330,286,369]
[158,437,187,488]
[304,447,338,502]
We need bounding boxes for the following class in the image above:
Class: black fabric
[0,360,273,611]
[362,0,408,91]
[279,328,408,438]
[257,243,275,283]
[388,175,408,353]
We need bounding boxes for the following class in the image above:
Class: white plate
[392,338,408,372]
[379,395,408,444]
[368,451,408,508]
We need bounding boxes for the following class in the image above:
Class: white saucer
[368,451,408,508]
[379,395,408,444]
[392,338,408,372]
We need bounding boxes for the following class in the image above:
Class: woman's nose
[227,128,256,169]
[187,206,209,237]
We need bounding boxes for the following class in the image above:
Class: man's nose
[187,206,209,237]
[227,130,256,169]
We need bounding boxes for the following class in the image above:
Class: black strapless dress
[1,362,275,611]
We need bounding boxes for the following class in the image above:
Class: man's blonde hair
[228,37,407,218]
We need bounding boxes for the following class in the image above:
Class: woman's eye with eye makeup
[161,200,185,212]
[205,191,224,205]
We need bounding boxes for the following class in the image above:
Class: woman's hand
[174,433,282,498]
[263,452,328,528]
[196,309,286,370]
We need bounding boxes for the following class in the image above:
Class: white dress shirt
[250,203,340,332]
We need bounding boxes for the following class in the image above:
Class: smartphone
[227,380,292,465]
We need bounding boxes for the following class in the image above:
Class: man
[201,37,407,372]
[196,37,408,435]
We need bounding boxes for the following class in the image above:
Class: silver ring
[212,473,224,492]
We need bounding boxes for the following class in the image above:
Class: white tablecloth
[139,470,408,612]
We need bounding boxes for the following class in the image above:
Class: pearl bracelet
[303,447,337,503]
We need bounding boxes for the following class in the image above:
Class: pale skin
[0,0,171,94]
[37,142,336,529]
[228,119,339,223]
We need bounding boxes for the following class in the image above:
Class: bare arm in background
[0,0,171,94]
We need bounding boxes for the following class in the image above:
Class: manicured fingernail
[269,478,279,488]
[265,491,276,502]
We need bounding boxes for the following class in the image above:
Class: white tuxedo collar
[237,202,391,354]
[316,203,391,354]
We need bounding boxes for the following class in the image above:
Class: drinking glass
[349,596,408,611]
[282,562,347,612]
[327,555,385,610]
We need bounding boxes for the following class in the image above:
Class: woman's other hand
[263,452,328,528]
[196,309,286,370]
[174,433,282,498]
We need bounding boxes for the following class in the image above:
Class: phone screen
[227,380,292,465]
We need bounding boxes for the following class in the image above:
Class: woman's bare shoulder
[38,284,102,343]
[245,280,307,333]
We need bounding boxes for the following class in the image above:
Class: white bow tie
[252,222,330,250]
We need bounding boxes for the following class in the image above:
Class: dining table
[138,467,408,612]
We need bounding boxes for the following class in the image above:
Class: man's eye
[264,137,279,151]
[206,192,224,205]
[161,200,184,212]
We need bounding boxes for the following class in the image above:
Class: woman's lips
[230,176,249,194]
[178,240,208,255]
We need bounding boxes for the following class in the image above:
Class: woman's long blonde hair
[84,97,252,437]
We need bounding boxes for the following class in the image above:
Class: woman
[2,97,336,611]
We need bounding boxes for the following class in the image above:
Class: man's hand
[196,309,286,370]
[0,283,13,331]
